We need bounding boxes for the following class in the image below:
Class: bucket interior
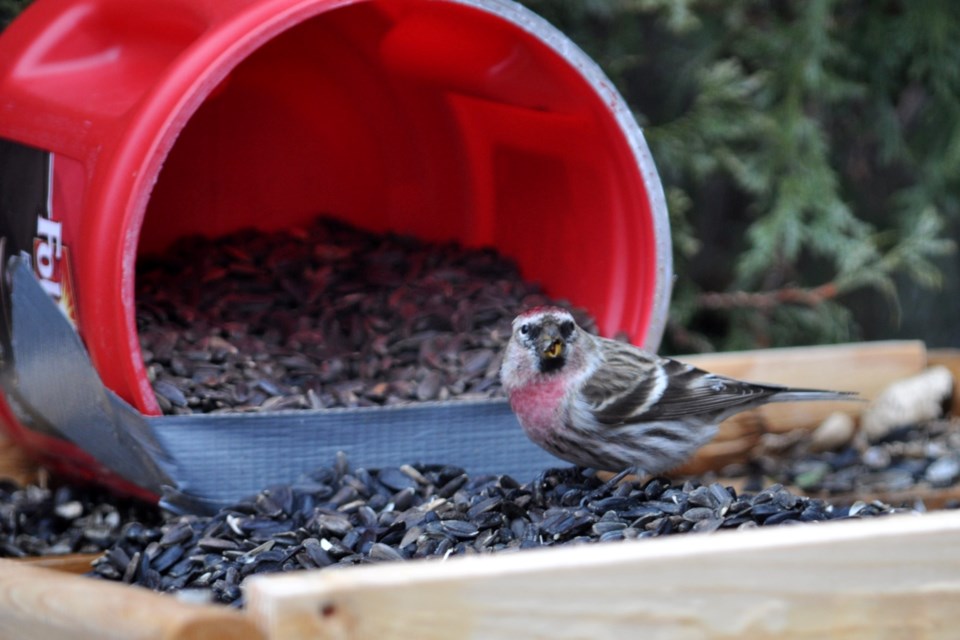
[138,0,660,346]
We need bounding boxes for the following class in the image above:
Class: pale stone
[861,366,954,443]
[810,412,856,452]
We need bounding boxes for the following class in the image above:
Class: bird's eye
[519,323,530,335]
[560,320,575,338]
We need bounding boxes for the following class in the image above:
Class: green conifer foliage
[523,0,957,352]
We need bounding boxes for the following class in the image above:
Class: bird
[499,306,857,476]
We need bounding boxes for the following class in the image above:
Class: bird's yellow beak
[543,339,563,359]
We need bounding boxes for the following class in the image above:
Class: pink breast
[508,377,567,443]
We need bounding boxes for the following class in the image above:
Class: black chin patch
[538,355,566,374]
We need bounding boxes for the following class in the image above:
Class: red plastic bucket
[0,0,671,492]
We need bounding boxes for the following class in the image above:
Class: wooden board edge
[0,435,40,486]
[12,553,100,574]
[678,339,926,369]
[245,510,960,639]
[0,560,264,640]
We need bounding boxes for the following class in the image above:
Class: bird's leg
[580,467,635,507]
[530,468,550,506]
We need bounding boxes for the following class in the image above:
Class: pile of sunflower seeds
[89,455,913,607]
[135,217,595,415]
[0,478,161,558]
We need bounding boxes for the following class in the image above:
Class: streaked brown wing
[644,360,783,419]
[578,343,659,408]
[583,353,782,425]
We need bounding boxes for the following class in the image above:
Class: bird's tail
[769,388,861,403]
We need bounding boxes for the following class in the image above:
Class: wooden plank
[0,560,264,640]
[817,485,960,511]
[0,433,39,486]
[246,510,960,640]
[680,340,927,389]
[676,341,927,474]
[681,340,926,428]
[927,349,960,416]
[13,553,99,575]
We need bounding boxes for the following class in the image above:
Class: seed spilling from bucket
[136,216,598,415]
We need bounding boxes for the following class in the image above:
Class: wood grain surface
[246,510,960,640]
[0,559,263,640]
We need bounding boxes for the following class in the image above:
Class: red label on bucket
[32,224,79,324]
[0,139,79,326]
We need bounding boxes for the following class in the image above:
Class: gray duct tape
[152,399,562,513]
[4,256,177,490]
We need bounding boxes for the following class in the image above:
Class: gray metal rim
[452,0,673,352]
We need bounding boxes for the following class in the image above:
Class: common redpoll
[500,306,856,475]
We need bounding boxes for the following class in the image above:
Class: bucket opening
[126,0,659,412]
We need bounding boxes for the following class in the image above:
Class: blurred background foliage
[520,0,959,353]
[0,0,29,29]
[2,0,957,352]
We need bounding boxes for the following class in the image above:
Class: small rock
[792,460,831,491]
[810,412,856,452]
[925,457,960,487]
[873,468,915,493]
[861,366,954,443]
[861,446,891,470]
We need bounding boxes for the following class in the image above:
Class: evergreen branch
[665,320,716,354]
[697,282,839,311]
